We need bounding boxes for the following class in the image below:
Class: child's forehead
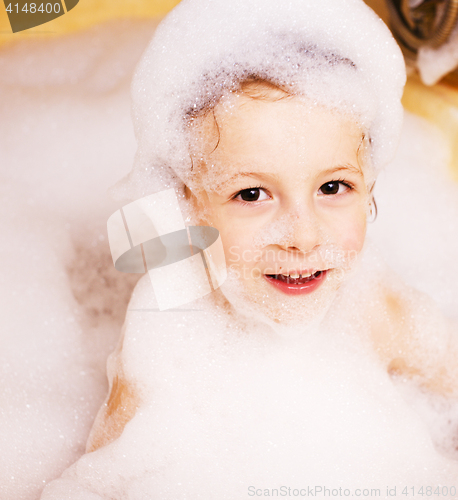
[225,93,361,133]
[193,93,364,158]
[190,134,363,196]
[183,89,371,198]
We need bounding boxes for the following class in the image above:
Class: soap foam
[0,20,158,500]
[41,260,458,499]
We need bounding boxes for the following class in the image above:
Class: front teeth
[280,272,314,279]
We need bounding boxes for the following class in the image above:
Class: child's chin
[219,268,339,334]
[264,296,335,334]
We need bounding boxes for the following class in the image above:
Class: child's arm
[86,325,140,453]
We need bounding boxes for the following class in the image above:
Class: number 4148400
[402,485,457,496]
[5,3,62,14]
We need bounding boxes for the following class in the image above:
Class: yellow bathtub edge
[402,73,458,181]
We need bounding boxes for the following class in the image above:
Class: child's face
[188,93,370,325]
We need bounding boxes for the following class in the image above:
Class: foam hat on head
[111,0,406,202]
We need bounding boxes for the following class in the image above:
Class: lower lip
[264,271,328,296]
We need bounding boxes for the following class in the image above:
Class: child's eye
[318,180,352,196]
[233,187,270,203]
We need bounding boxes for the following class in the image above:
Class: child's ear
[184,184,193,200]
[184,183,205,203]
[183,183,209,223]
[368,180,376,195]
[366,181,378,223]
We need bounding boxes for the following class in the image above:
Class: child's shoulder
[358,253,456,394]
[370,279,443,363]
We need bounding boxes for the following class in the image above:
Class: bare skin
[368,287,458,396]
[85,329,139,453]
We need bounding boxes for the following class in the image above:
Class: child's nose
[274,205,324,254]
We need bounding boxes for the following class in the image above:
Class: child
[41,0,458,497]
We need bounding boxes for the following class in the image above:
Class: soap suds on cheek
[216,221,354,330]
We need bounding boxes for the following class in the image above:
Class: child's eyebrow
[215,165,361,192]
[320,164,363,177]
[219,171,281,186]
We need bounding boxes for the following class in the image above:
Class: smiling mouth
[263,270,328,295]
[266,271,324,284]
